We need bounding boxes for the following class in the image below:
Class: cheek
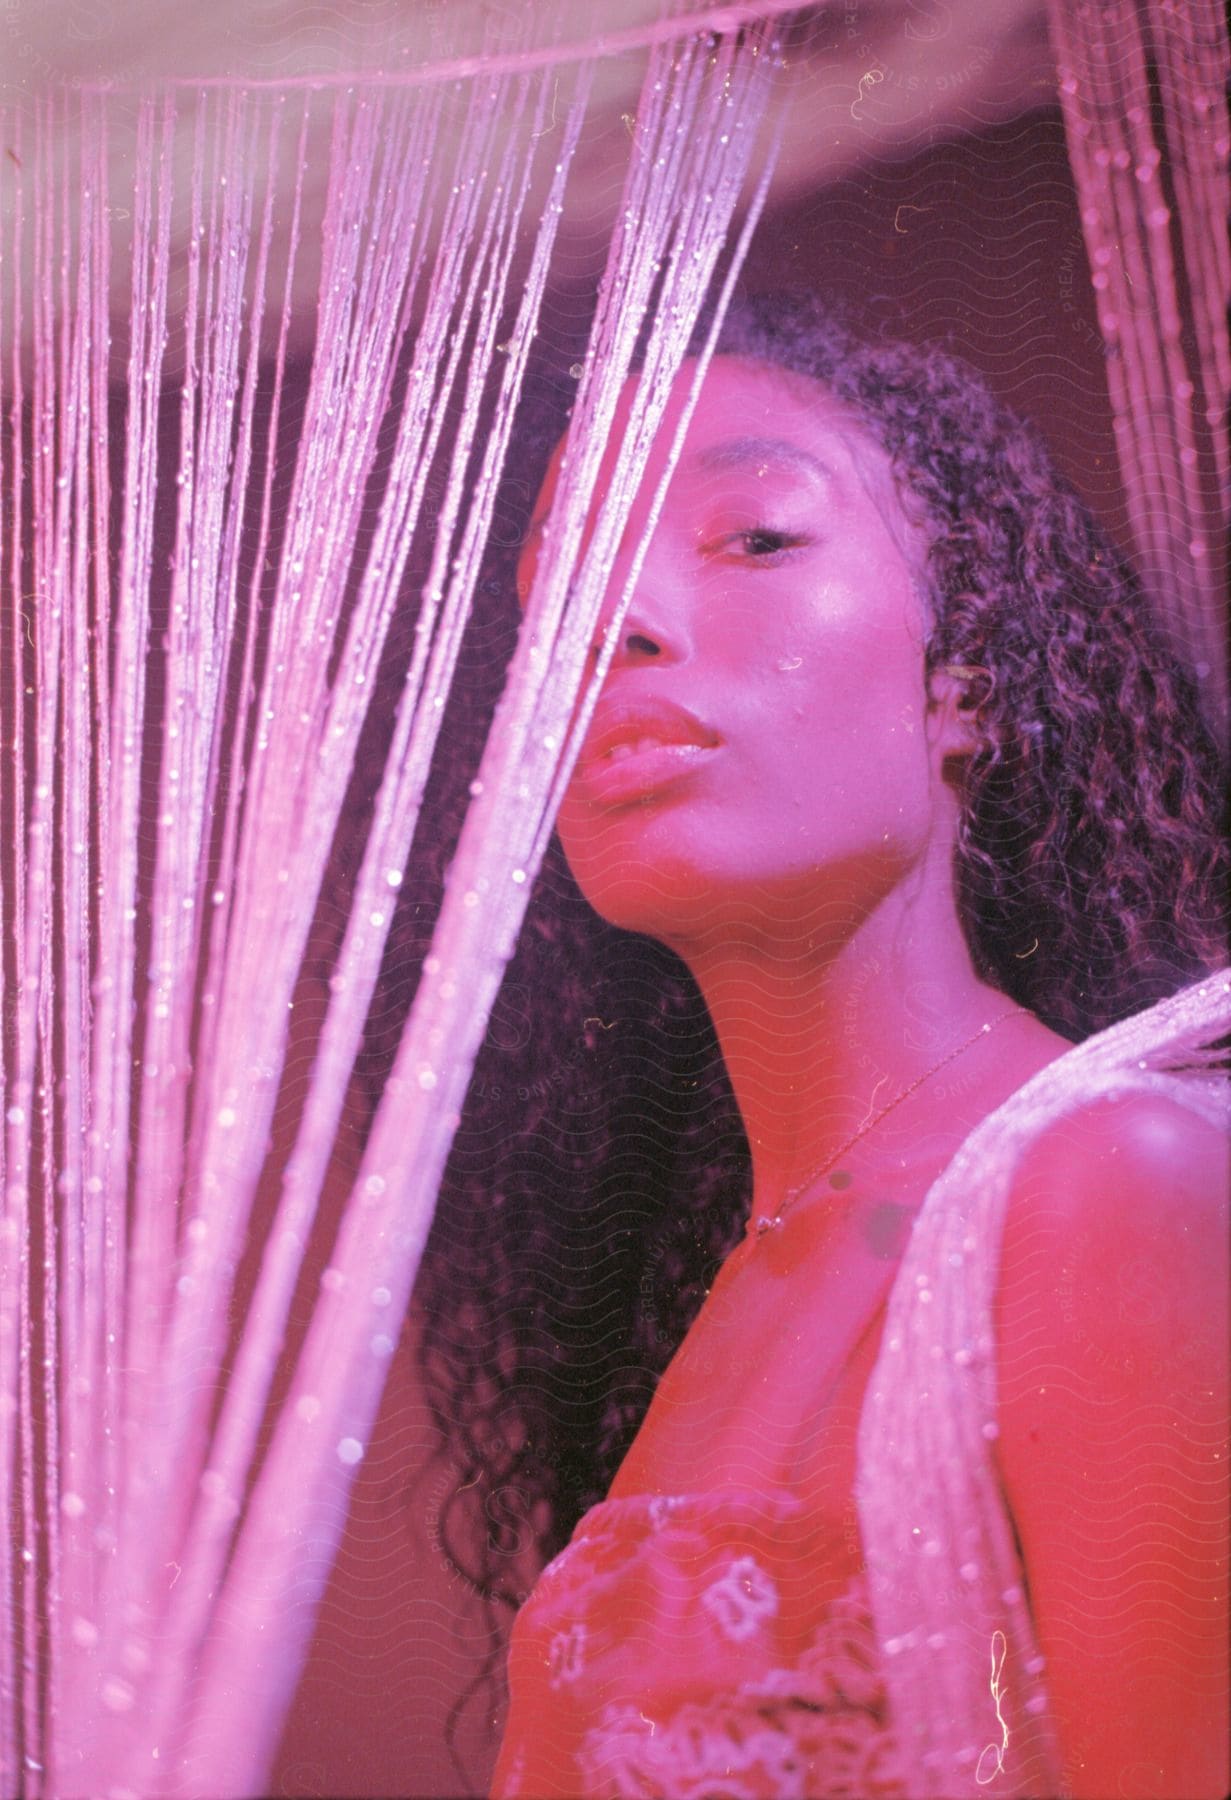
[799,584,927,733]
[733,644,931,825]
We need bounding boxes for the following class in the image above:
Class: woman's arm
[995,1092,1229,1800]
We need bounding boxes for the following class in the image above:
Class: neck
[673,864,1019,1221]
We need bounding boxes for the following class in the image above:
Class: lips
[576,695,720,804]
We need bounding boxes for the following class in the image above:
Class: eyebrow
[692,435,836,486]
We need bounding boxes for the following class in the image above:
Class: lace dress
[491,978,1230,1800]
[494,1487,909,1798]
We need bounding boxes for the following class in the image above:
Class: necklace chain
[749,1008,1019,1241]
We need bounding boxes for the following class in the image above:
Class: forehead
[536,354,900,521]
[665,355,868,471]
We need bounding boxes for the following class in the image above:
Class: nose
[597,539,689,670]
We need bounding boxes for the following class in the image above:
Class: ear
[925,663,986,770]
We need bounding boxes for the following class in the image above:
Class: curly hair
[383,292,1227,1745]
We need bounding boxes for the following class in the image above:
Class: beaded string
[1047,0,1229,742]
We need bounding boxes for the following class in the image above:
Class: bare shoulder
[992,1088,1230,1800]
[995,1085,1229,1430]
[1011,1082,1228,1197]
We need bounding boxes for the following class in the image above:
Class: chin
[560,833,814,948]
[566,848,717,940]
[563,825,923,956]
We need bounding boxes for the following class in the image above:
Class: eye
[709,527,809,563]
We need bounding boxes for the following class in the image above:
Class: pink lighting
[1,2,1226,1794]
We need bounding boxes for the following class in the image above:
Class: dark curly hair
[374,292,1227,1751]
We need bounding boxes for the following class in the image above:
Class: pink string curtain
[0,11,786,1793]
[1048,0,1230,740]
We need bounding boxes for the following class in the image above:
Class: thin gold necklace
[749,1008,1019,1240]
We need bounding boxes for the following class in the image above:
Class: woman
[425,296,1228,1798]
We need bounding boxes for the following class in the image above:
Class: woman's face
[524,355,953,950]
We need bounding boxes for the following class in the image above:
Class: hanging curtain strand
[1047,0,1230,741]
[173,35,784,1798]
[0,13,787,1796]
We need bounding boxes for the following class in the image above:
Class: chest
[609,1200,916,1523]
